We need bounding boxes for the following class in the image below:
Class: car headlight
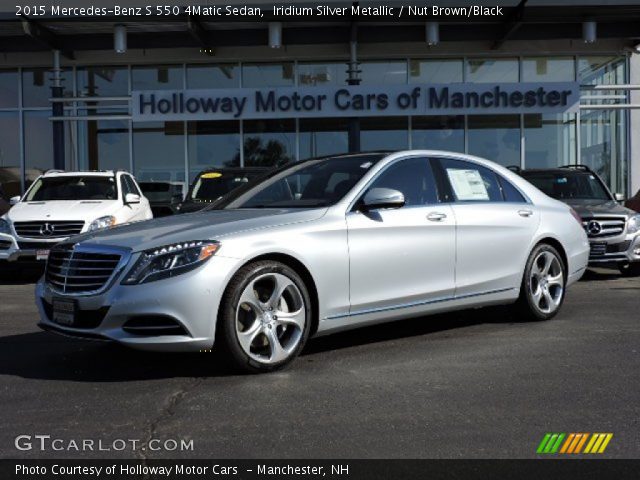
[122,241,220,285]
[88,215,117,232]
[0,218,11,235]
[627,215,640,234]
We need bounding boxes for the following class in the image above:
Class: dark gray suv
[518,165,640,276]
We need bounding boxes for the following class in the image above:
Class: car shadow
[580,268,623,282]
[0,305,519,382]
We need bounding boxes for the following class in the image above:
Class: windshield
[523,171,611,201]
[25,176,118,201]
[190,172,262,203]
[218,154,385,209]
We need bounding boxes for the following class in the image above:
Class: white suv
[0,170,153,262]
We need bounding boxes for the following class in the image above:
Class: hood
[64,208,327,252]
[7,200,119,222]
[561,199,635,218]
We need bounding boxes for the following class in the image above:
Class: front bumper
[0,233,62,261]
[36,254,241,352]
[587,234,640,265]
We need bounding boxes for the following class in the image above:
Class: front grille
[14,221,84,239]
[589,242,607,258]
[0,240,12,250]
[45,245,123,294]
[582,217,626,238]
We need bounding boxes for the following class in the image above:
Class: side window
[366,157,438,207]
[120,175,132,198]
[498,176,527,203]
[436,158,503,203]
[126,176,142,196]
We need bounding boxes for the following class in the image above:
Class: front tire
[218,260,312,373]
[515,244,566,321]
[618,262,640,277]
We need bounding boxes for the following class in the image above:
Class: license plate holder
[36,249,50,261]
[52,297,76,326]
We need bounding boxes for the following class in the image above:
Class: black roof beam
[187,15,214,51]
[492,0,528,50]
[20,15,74,59]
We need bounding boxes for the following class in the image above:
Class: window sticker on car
[447,168,490,201]
[201,172,222,179]
[360,162,373,169]
[557,177,568,184]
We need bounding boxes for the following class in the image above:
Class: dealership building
[1,0,640,199]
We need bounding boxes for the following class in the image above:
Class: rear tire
[514,244,566,321]
[217,260,312,373]
[618,262,640,277]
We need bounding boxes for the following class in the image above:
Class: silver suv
[519,165,640,276]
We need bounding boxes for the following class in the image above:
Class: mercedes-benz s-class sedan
[36,151,589,373]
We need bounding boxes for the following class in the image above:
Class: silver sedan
[36,151,590,372]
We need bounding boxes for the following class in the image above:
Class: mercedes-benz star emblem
[39,223,55,236]
[587,220,602,235]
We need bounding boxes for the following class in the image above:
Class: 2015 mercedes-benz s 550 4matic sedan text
[36,151,590,373]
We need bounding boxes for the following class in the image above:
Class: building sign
[132,82,579,122]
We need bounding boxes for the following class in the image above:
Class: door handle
[518,209,533,217]
[427,212,447,221]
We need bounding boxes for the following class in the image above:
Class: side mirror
[9,196,20,206]
[614,193,625,202]
[361,188,405,211]
[124,193,141,205]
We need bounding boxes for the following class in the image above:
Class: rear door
[346,156,456,314]
[432,157,539,297]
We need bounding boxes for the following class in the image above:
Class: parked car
[517,165,640,277]
[625,189,640,214]
[177,167,269,214]
[36,151,589,372]
[138,181,185,217]
[0,170,153,262]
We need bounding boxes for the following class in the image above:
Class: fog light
[634,248,640,256]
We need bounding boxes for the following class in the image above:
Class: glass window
[522,57,575,82]
[361,117,409,151]
[25,175,118,201]
[409,59,463,84]
[521,171,611,202]
[77,66,129,99]
[0,112,19,168]
[578,56,626,85]
[187,121,241,177]
[411,116,464,152]
[133,121,185,186]
[132,66,183,90]
[221,154,385,209]
[467,58,519,83]
[24,111,72,173]
[498,176,527,203]
[0,70,19,108]
[242,119,295,167]
[187,64,240,89]
[299,118,348,159]
[242,63,294,87]
[367,157,438,206]
[360,61,407,84]
[580,109,627,196]
[468,115,520,167]
[22,68,73,107]
[437,157,503,202]
[78,117,130,172]
[524,114,576,169]
[297,63,347,87]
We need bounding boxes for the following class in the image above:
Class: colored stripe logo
[537,433,613,454]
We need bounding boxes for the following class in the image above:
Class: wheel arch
[217,252,321,337]
[534,236,569,279]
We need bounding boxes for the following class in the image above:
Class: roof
[42,170,120,177]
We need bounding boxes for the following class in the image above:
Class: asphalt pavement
[0,266,638,459]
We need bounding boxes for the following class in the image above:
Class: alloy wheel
[529,251,564,314]
[234,272,306,365]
